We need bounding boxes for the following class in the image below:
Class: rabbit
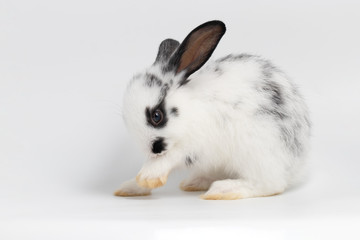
[114,20,311,200]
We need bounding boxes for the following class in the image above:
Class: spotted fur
[116,20,311,200]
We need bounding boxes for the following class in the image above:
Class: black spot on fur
[258,106,288,120]
[185,156,194,166]
[262,80,284,106]
[170,107,179,116]
[214,66,223,75]
[145,73,162,87]
[178,78,191,87]
[258,59,285,107]
[152,137,167,154]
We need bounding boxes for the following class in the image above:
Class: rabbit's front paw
[114,178,151,197]
[136,174,168,189]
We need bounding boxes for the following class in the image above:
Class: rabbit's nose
[152,137,166,154]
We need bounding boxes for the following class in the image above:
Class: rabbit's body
[115,21,310,200]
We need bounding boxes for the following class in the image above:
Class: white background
[1,0,360,239]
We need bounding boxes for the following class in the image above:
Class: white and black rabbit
[115,20,310,200]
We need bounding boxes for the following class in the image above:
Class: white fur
[115,54,311,200]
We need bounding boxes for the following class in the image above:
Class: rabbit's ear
[167,21,226,78]
[155,39,180,64]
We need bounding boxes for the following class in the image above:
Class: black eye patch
[145,101,168,128]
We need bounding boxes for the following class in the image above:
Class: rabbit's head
[123,21,226,158]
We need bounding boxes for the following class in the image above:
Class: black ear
[155,39,180,63]
[167,20,226,78]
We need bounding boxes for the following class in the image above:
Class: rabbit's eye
[151,109,163,125]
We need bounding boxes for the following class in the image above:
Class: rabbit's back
[188,54,311,163]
